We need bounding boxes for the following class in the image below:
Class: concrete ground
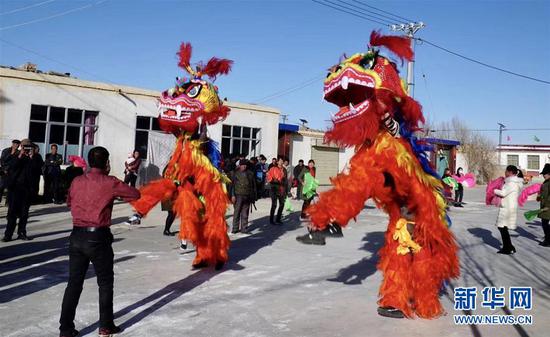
[0,186,548,337]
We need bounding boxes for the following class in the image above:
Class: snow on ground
[0,186,548,337]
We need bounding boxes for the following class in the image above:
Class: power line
[329,0,396,25]
[254,75,325,104]
[311,0,389,26]
[343,0,408,24]
[0,37,113,84]
[350,0,414,23]
[416,37,550,85]
[0,0,108,31]
[0,0,56,16]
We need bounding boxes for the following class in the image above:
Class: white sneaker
[124,214,141,225]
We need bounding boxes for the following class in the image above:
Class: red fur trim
[308,135,459,318]
[400,95,425,129]
[370,30,413,61]
[132,178,177,216]
[324,100,384,147]
[202,104,230,125]
[177,42,193,70]
[202,57,233,80]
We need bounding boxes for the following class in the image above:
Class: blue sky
[1,0,549,144]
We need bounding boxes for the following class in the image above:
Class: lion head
[158,42,232,135]
[324,31,424,147]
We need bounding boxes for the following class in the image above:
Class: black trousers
[542,218,550,242]
[164,210,176,232]
[0,175,7,203]
[232,195,251,231]
[301,196,313,218]
[455,187,464,203]
[45,173,61,202]
[60,228,115,333]
[124,173,137,187]
[296,183,303,200]
[4,188,31,238]
[270,190,285,222]
[498,226,515,251]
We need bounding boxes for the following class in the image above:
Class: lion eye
[186,84,202,98]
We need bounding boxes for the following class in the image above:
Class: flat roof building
[0,64,280,179]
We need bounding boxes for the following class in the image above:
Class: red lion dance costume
[306,32,459,318]
[131,42,233,270]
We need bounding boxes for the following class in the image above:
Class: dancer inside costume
[128,42,233,270]
[298,31,459,319]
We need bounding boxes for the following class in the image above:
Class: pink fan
[68,155,87,169]
[518,183,542,207]
[486,177,504,207]
[453,173,476,188]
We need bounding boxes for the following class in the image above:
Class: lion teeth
[341,76,349,90]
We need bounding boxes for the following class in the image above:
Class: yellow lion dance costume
[305,32,459,319]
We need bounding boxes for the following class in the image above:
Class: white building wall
[499,150,550,173]
[0,68,279,179]
[209,103,279,160]
[456,152,469,173]
[289,130,353,174]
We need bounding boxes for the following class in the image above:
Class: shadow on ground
[0,237,127,303]
[78,211,302,336]
[327,231,384,285]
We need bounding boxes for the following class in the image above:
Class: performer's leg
[377,216,414,318]
[163,211,176,234]
[200,183,230,269]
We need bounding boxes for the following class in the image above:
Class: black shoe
[192,260,208,270]
[323,223,344,238]
[180,241,188,251]
[1,236,12,242]
[59,328,79,337]
[539,241,550,247]
[215,261,225,271]
[231,229,240,234]
[296,231,326,245]
[163,230,175,236]
[16,234,33,241]
[497,248,516,255]
[377,306,405,319]
[98,325,121,337]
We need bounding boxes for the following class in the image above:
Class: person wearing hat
[2,139,36,241]
[537,163,550,247]
[0,139,21,205]
[229,159,257,234]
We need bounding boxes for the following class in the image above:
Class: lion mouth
[324,67,376,124]
[157,96,204,122]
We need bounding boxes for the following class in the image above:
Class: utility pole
[390,22,426,97]
[498,123,506,165]
[281,114,288,124]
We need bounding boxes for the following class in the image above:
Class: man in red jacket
[59,147,140,337]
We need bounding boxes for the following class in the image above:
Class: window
[28,104,97,162]
[527,155,540,170]
[134,116,163,159]
[221,124,261,159]
[507,155,519,167]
